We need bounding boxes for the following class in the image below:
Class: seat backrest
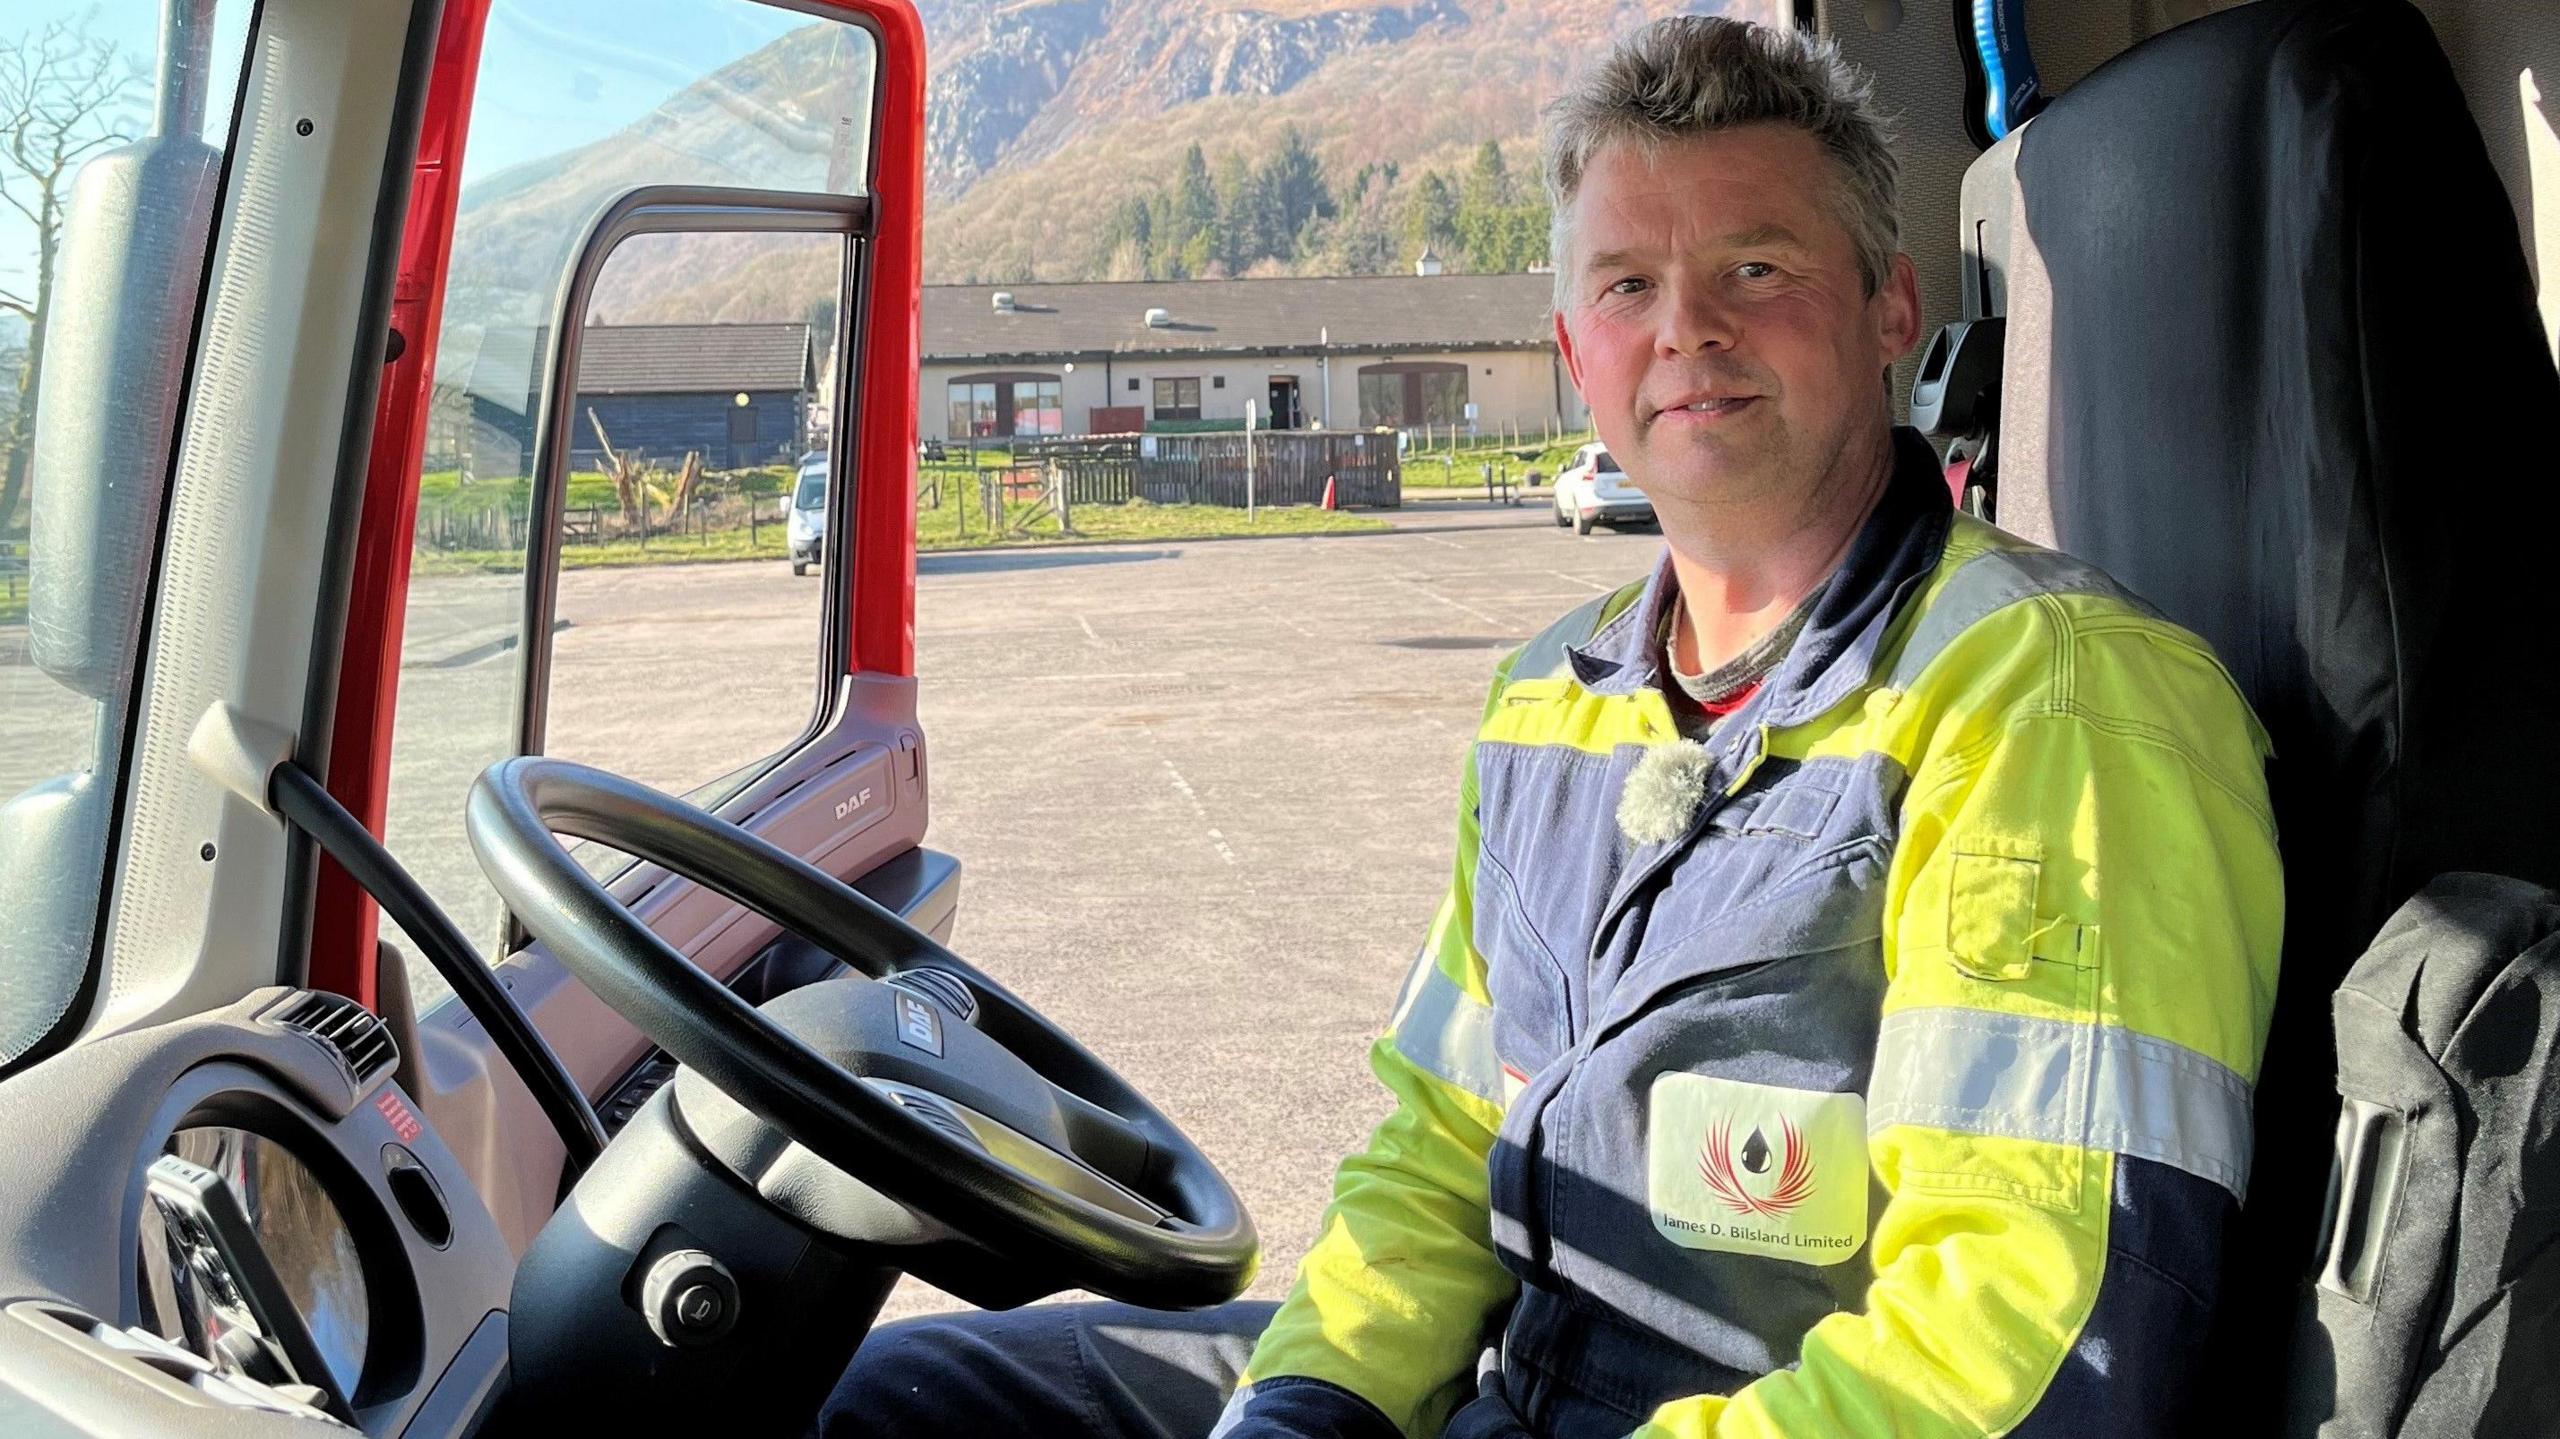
[1959,0,2560,1422]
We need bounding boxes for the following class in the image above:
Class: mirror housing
[26,132,221,700]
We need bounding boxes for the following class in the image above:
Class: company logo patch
[1648,1072,1866,1266]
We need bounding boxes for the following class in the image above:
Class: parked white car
[1551,442,1654,535]
[788,455,826,576]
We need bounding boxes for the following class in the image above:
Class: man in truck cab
[824,16,2282,1438]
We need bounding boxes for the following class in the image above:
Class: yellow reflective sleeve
[1241,671,1520,1439]
[1625,601,2282,1439]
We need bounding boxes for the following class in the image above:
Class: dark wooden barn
[462,321,814,479]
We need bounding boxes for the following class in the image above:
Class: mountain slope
[448,0,1778,322]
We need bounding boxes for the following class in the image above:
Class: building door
[1267,376,1302,429]
[728,398,759,468]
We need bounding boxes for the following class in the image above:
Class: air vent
[269,991,398,1088]
[891,1091,980,1150]
[991,290,1016,313]
[890,967,979,1025]
[1143,306,1172,327]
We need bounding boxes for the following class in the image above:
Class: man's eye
[1736,262,1777,280]
[1606,277,1650,296]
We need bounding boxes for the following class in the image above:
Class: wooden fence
[416,498,778,554]
[1015,431,1400,510]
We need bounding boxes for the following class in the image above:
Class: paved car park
[883,503,1656,1314]
[3,499,1666,1321]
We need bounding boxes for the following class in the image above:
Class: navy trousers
[814,1300,1279,1438]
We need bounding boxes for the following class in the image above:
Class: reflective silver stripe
[1389,951,1503,1105]
[1882,542,2147,690]
[1868,1006,2255,1201]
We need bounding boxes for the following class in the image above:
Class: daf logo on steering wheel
[893,991,944,1057]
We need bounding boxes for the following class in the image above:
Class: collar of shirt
[1564,427,1956,734]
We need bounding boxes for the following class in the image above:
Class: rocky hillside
[447,0,1780,327]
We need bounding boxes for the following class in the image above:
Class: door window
[379,0,876,1009]
[537,228,843,801]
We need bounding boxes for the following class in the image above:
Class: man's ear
[1875,252,1922,366]
[1554,306,1588,396]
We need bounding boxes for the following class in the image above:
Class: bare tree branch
[0,14,145,531]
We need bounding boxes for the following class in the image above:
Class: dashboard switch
[639,1249,739,1349]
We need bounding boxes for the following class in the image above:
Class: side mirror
[27,131,222,700]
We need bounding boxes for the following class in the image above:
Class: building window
[948,381,998,438]
[946,373,1063,438]
[1129,377,1140,392]
[1212,375,1225,389]
[1357,361,1469,429]
[1012,379,1063,436]
[1153,377,1202,422]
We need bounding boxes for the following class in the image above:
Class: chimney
[991,290,1016,313]
[1415,246,1443,277]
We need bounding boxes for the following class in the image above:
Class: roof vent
[1144,307,1172,328]
[1414,246,1443,277]
[991,290,1016,313]
[269,990,398,1089]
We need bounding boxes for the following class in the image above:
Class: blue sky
[1,0,805,301]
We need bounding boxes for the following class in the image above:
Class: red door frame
[311,0,925,1006]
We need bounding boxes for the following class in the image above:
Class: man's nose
[1655,283,1737,357]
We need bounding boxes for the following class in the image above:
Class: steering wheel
[463,756,1258,1310]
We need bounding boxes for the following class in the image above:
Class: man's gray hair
[1541,17,1900,308]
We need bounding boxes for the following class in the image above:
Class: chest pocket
[1615,753,1897,994]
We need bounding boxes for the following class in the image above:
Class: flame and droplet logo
[1700,1113,1816,1219]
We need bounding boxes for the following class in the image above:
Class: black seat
[1956,0,2560,1425]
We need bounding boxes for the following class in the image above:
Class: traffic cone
[1321,475,1338,511]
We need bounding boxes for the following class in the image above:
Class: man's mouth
[1651,394,1762,422]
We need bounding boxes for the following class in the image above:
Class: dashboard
[0,988,515,1436]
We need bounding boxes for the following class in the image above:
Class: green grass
[412,497,1386,574]
[918,498,1384,550]
[411,523,791,575]
[416,465,791,519]
[1397,431,1593,487]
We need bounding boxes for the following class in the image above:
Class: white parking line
[1392,576,1511,630]
[1548,570,1612,592]
[1159,757,1243,870]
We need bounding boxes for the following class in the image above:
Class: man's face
[1554,124,1920,517]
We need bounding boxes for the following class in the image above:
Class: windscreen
[0,0,255,1065]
